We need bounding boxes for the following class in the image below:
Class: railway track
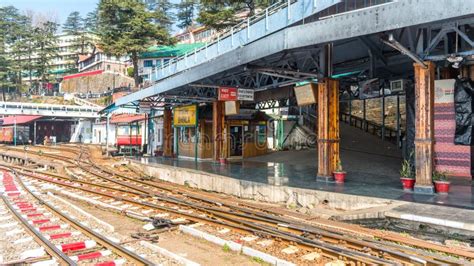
[1,145,474,265]
[0,170,153,265]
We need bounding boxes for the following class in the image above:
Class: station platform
[134,124,473,210]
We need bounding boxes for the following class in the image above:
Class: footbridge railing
[149,0,344,83]
[0,102,101,118]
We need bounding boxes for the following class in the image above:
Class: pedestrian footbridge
[0,102,101,118]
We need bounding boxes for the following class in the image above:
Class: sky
[0,0,180,31]
[0,0,100,24]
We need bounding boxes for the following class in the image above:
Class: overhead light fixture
[447,55,463,68]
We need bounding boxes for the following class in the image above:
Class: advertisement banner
[174,105,197,127]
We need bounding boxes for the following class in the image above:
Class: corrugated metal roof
[1,115,42,126]
[110,114,145,124]
[139,43,205,59]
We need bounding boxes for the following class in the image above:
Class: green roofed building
[138,43,205,82]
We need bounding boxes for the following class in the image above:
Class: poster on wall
[174,105,197,127]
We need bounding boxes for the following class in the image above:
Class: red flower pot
[333,171,346,183]
[434,181,450,194]
[400,177,415,191]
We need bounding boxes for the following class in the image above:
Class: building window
[144,60,153,67]
[163,58,170,65]
[107,64,111,70]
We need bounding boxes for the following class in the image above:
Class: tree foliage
[84,8,99,33]
[0,6,60,98]
[176,0,197,29]
[97,0,174,87]
[33,21,59,91]
[197,0,274,30]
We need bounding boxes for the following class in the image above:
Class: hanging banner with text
[218,87,254,101]
[173,105,198,127]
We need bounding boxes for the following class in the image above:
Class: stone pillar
[163,108,173,157]
[317,78,340,181]
[414,62,435,194]
[212,101,225,162]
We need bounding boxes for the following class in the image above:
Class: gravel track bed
[27,180,183,265]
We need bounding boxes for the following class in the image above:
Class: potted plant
[400,157,415,191]
[333,161,346,183]
[433,170,450,194]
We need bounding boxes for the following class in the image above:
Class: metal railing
[0,102,101,118]
[149,0,343,83]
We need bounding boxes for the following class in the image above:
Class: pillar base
[317,175,334,182]
[414,184,435,194]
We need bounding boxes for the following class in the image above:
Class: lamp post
[13,117,17,146]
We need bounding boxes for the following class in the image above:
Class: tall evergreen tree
[152,0,175,30]
[63,11,91,55]
[176,0,196,29]
[63,11,83,34]
[33,21,59,94]
[97,0,174,87]
[84,9,99,33]
[197,0,274,30]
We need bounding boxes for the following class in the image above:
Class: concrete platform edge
[133,161,397,211]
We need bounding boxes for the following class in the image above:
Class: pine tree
[84,9,99,33]
[176,0,196,30]
[63,11,91,55]
[32,21,59,94]
[197,0,274,30]
[63,11,83,34]
[152,0,175,30]
[97,0,174,87]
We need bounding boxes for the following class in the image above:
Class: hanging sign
[174,105,197,127]
[218,87,238,101]
[218,87,255,101]
[294,83,317,106]
[237,88,254,101]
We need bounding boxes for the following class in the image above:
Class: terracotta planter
[434,181,450,194]
[400,177,415,191]
[333,171,346,183]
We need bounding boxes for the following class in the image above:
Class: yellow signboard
[174,105,197,127]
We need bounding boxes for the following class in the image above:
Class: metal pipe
[382,34,427,68]
[396,95,401,149]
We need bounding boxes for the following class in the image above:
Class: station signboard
[218,87,238,101]
[237,88,254,101]
[173,105,198,127]
[218,87,255,101]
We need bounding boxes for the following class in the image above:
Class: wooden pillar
[317,78,340,181]
[163,107,173,157]
[414,61,435,194]
[213,101,225,161]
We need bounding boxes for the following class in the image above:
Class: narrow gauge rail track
[0,169,154,266]
[2,146,474,265]
[3,160,474,266]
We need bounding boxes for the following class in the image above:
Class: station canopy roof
[109,114,146,124]
[0,115,42,126]
[139,43,205,59]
